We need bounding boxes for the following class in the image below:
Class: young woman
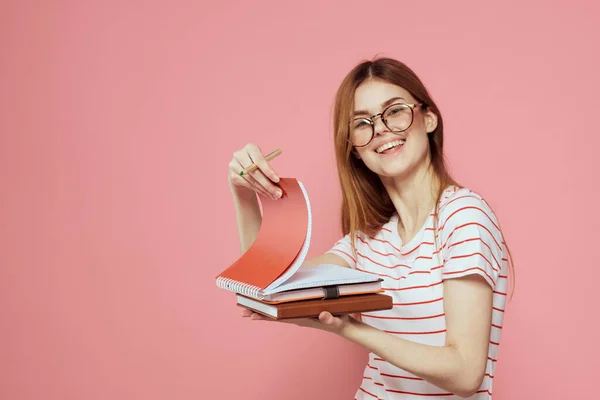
[227,57,512,399]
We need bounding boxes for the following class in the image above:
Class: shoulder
[437,186,506,287]
[437,186,501,235]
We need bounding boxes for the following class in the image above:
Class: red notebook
[215,178,386,303]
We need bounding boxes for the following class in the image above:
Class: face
[351,78,437,180]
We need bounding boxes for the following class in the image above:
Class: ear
[424,109,438,133]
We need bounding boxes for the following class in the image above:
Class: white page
[263,263,381,294]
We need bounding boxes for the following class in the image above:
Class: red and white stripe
[328,186,508,399]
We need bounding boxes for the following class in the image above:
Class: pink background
[1,1,598,399]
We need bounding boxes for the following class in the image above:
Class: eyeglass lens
[351,104,414,147]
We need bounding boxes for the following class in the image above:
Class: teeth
[376,140,405,153]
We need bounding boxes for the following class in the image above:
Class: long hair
[332,57,515,295]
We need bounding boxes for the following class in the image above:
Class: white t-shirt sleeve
[439,192,504,288]
[326,233,358,269]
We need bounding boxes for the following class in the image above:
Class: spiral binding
[216,276,264,300]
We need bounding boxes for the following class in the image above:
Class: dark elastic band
[323,286,340,300]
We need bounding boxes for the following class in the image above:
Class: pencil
[239,148,282,176]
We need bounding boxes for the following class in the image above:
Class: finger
[240,308,253,317]
[248,166,282,200]
[249,313,270,321]
[318,311,342,328]
[245,144,280,183]
[232,151,278,199]
[230,156,274,199]
[318,311,333,324]
[244,173,276,199]
[245,147,282,199]
[231,169,272,199]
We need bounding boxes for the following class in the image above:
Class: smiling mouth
[375,139,405,154]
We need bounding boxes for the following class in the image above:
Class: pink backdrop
[1,1,598,399]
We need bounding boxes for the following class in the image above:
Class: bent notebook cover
[216,178,311,293]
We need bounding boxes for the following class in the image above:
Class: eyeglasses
[349,103,422,147]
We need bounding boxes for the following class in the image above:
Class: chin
[367,158,412,179]
[365,149,429,180]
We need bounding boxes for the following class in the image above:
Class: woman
[227,57,513,399]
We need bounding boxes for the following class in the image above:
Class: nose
[372,114,388,137]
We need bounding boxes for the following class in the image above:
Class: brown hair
[332,57,514,296]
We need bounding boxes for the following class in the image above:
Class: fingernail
[276,190,282,198]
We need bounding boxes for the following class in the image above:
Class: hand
[240,307,356,335]
[228,143,282,200]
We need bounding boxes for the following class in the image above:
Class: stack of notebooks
[216,178,392,319]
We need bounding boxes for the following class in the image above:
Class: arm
[302,252,350,268]
[228,144,282,253]
[230,183,262,253]
[295,195,502,397]
[336,275,492,397]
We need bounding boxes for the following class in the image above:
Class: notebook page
[262,281,382,303]
[263,263,381,294]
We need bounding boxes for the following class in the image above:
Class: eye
[353,119,370,129]
[386,105,405,116]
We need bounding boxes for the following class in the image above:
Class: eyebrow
[353,97,406,117]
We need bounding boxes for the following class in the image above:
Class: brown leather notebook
[237,293,393,320]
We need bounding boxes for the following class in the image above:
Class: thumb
[318,311,342,327]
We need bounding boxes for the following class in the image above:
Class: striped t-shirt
[327,186,508,400]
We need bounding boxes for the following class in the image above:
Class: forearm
[340,319,483,397]
[230,183,262,253]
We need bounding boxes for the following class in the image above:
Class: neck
[381,161,440,239]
